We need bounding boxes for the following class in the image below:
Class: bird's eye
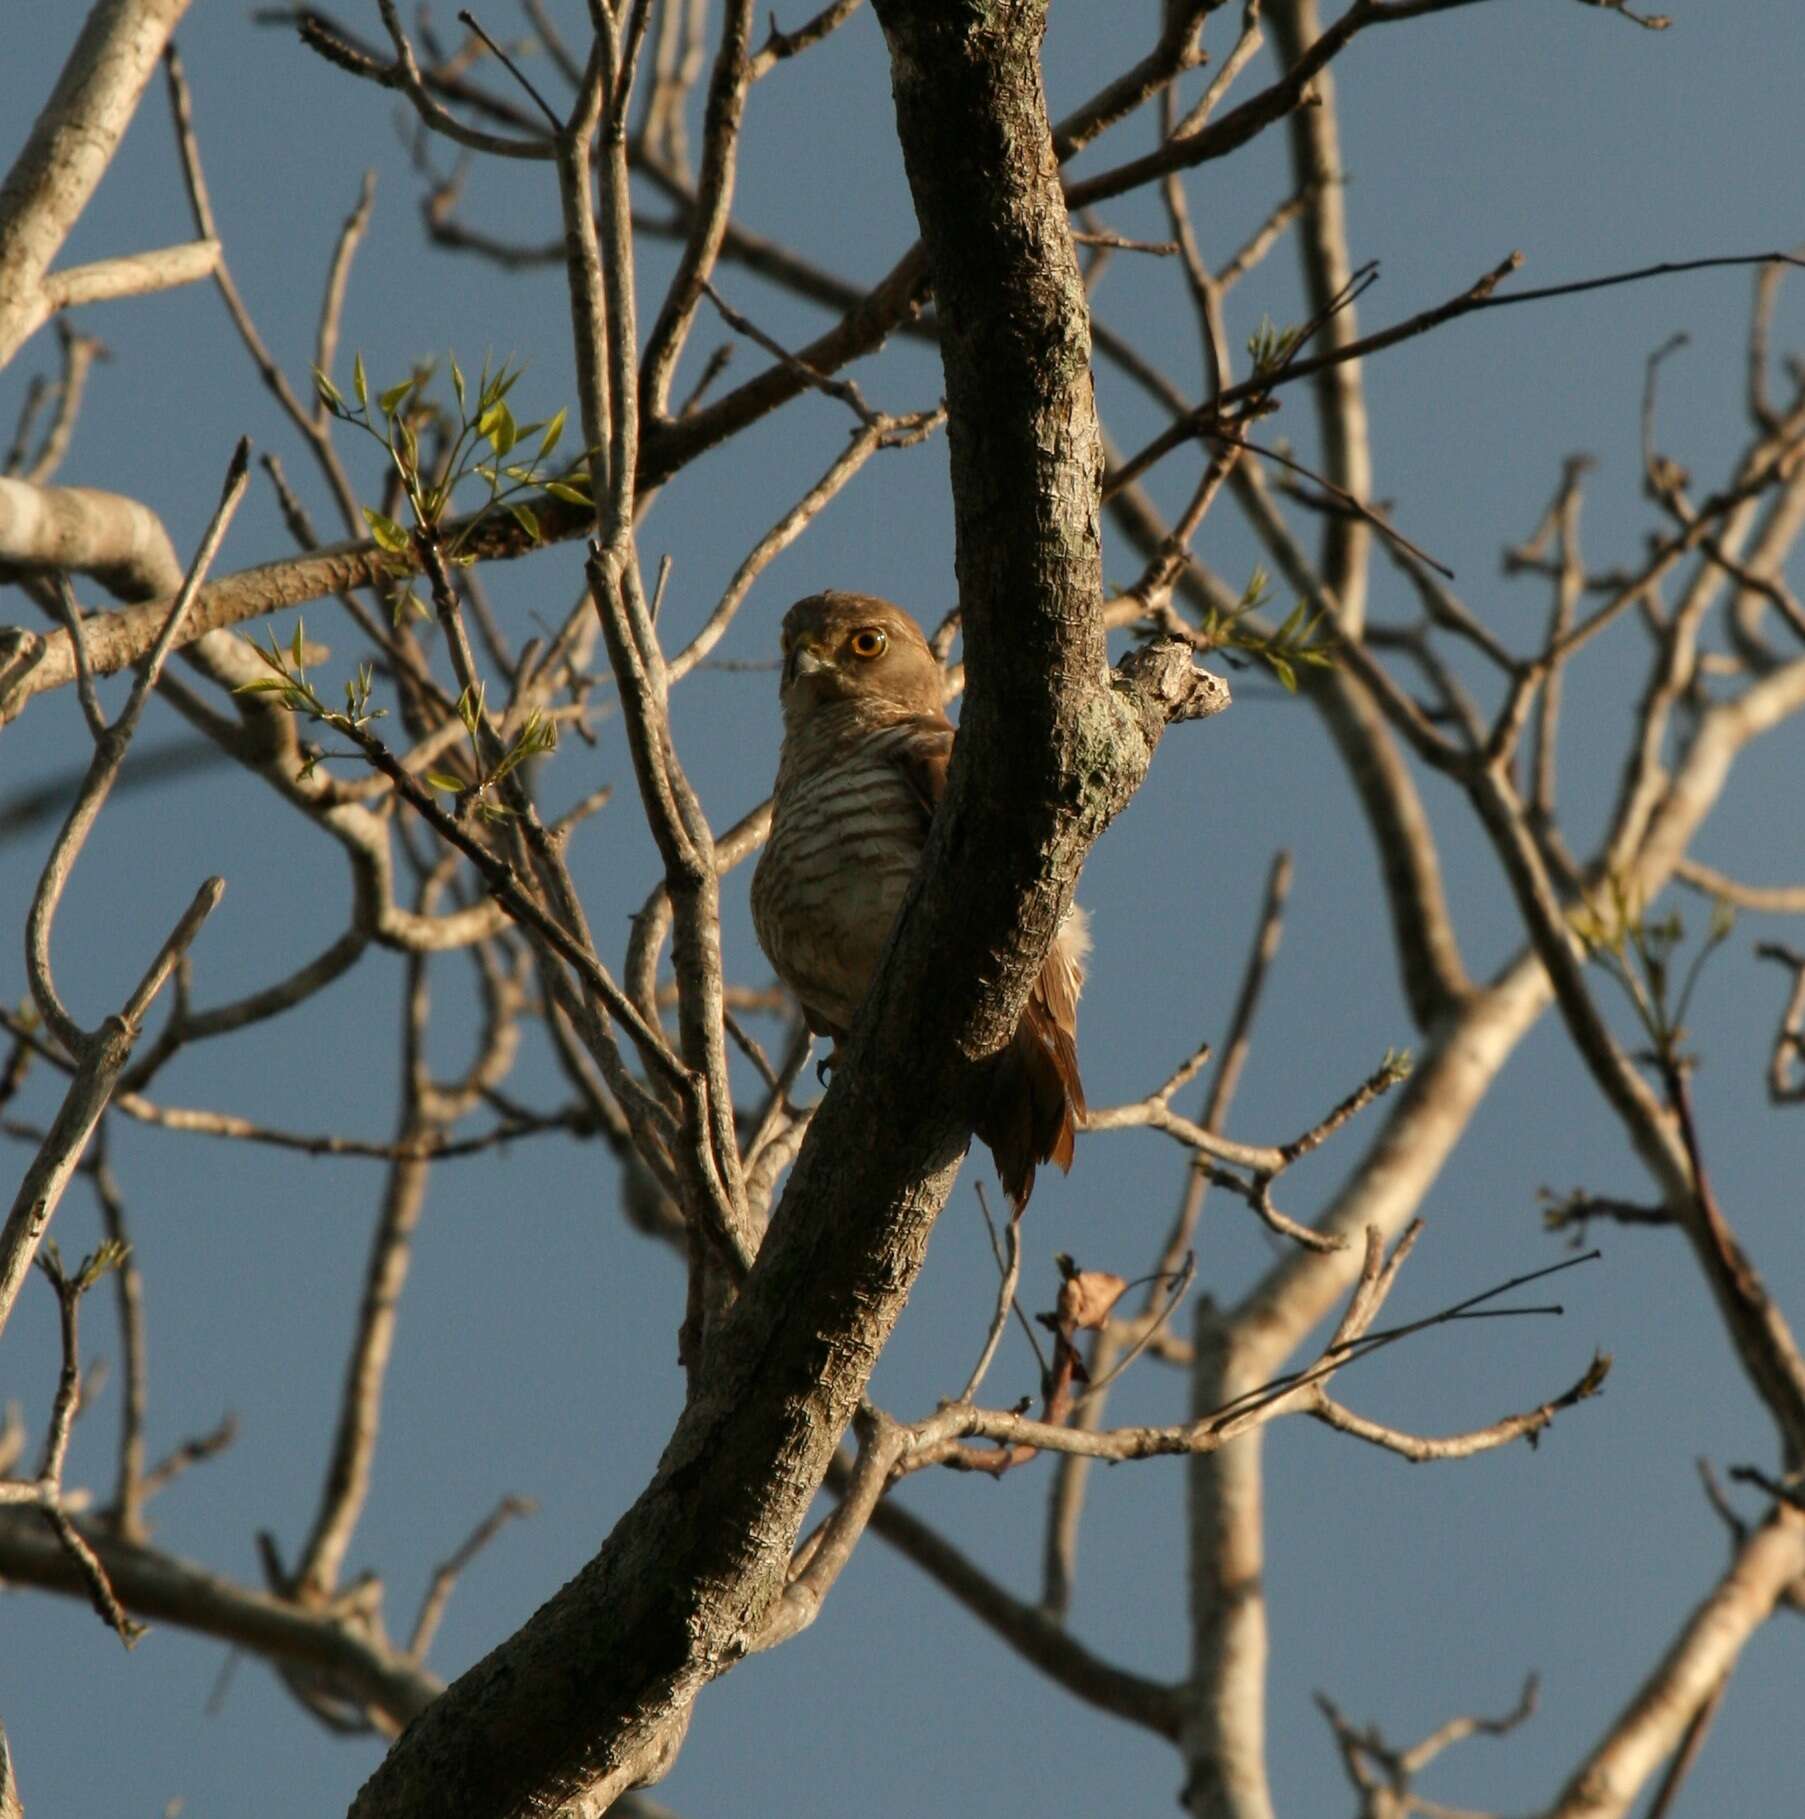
[848,627,888,659]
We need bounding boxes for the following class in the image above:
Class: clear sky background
[4,3,1803,1816]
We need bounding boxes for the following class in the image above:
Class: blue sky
[4,3,1803,1816]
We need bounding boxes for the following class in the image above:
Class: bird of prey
[751,591,1086,1210]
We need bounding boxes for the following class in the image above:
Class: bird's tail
[979,999,1086,1214]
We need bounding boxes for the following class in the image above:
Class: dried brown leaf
[1058,1270,1128,1331]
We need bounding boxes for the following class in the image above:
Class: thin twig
[455,9,561,131]
[408,1494,537,1658]
[701,281,884,428]
[961,1198,1025,1403]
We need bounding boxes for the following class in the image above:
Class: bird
[750,590,1087,1211]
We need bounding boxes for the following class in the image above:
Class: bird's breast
[752,737,929,1034]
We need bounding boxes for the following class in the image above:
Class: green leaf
[495,711,556,780]
[543,480,590,505]
[425,771,467,794]
[378,378,415,418]
[1276,600,1307,643]
[353,352,368,410]
[364,507,409,554]
[449,353,467,413]
[1266,652,1297,693]
[508,501,540,542]
[490,401,518,457]
[536,408,567,460]
[290,618,305,668]
[233,676,291,694]
[313,368,344,412]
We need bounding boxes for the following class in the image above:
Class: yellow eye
[848,627,888,660]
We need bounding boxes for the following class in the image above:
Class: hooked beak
[784,643,831,687]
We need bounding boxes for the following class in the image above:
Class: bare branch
[1755,943,1805,1104]
[1546,1507,1805,1819]
[371,0,552,157]
[0,1244,146,1645]
[847,1446,1189,1737]
[407,1494,537,1660]
[1,445,246,1339]
[1318,1673,1538,1815]
[1677,860,1805,915]
[1110,252,1805,504]
[0,1501,440,1730]
[0,0,198,365]
[1307,1352,1611,1460]
[748,0,865,80]
[960,1200,1024,1404]
[640,0,756,419]
[37,238,221,316]
[25,441,248,1052]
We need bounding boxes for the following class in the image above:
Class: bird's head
[777,592,945,727]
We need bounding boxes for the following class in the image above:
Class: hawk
[751,591,1087,1211]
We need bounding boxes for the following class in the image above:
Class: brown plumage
[750,591,1087,1210]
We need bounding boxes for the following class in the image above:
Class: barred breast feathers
[753,597,1086,1211]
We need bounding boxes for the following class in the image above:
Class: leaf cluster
[423,682,559,823]
[1197,567,1337,693]
[1246,314,1309,382]
[1571,878,1736,1067]
[235,628,557,814]
[313,352,593,608]
[38,1236,130,1299]
[234,619,383,780]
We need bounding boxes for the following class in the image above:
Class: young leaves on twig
[312,352,594,592]
[426,681,559,822]
[1570,879,1736,1070]
[1195,567,1337,692]
[233,619,383,780]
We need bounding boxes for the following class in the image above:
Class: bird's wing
[887,714,955,831]
[887,713,1086,1210]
